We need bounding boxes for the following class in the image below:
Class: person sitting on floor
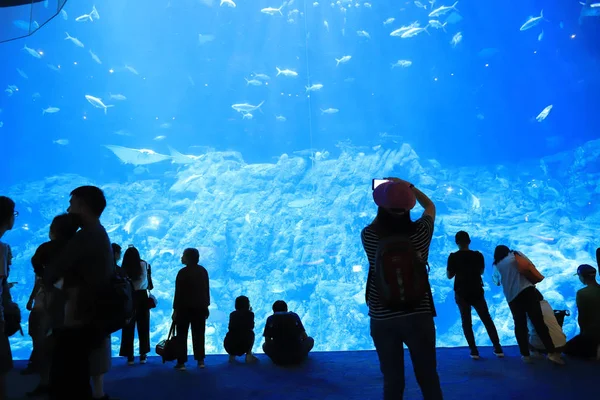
[262,300,314,366]
[564,264,600,360]
[224,295,258,364]
[527,289,567,355]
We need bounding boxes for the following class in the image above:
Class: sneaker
[228,355,236,363]
[198,360,205,368]
[245,354,258,363]
[493,347,504,358]
[469,350,480,360]
[521,356,533,364]
[140,355,147,364]
[174,363,186,371]
[547,353,565,365]
[127,357,135,366]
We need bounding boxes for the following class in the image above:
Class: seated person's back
[229,309,254,334]
[577,284,600,339]
[264,312,305,347]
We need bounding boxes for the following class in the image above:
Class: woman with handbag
[491,245,564,365]
[119,246,153,365]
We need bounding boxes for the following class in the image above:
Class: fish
[357,30,371,39]
[198,34,215,44]
[89,50,102,64]
[23,45,42,58]
[390,21,420,36]
[245,78,263,86]
[42,107,60,115]
[392,60,412,68]
[261,6,284,15]
[383,18,395,25]
[428,19,447,31]
[538,30,544,41]
[91,5,100,20]
[276,67,298,77]
[414,1,428,9]
[450,31,462,47]
[231,101,264,113]
[253,73,271,81]
[520,10,544,31]
[109,93,127,101]
[536,104,553,122]
[305,83,323,92]
[75,13,93,22]
[159,123,171,129]
[401,26,429,38]
[428,1,458,18]
[104,145,172,165]
[61,9,68,20]
[220,0,236,7]
[16,68,28,79]
[320,108,339,114]
[324,20,329,31]
[53,139,69,145]
[47,64,60,71]
[335,55,351,66]
[85,95,114,114]
[153,135,166,141]
[168,146,202,164]
[124,65,139,75]
[65,32,84,47]
[275,115,286,122]
[242,113,253,120]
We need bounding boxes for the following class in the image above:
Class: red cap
[373,181,416,210]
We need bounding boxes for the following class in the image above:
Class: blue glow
[1,0,599,360]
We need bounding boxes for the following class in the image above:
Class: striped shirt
[361,215,435,320]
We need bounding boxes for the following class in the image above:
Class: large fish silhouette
[104,145,171,165]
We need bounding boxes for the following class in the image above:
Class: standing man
[447,231,503,359]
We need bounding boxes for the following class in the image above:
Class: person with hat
[447,231,503,360]
[564,264,600,360]
[361,178,443,400]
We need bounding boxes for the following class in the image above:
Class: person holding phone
[362,177,443,400]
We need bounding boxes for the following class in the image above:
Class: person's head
[49,213,79,241]
[68,186,106,223]
[0,196,16,234]
[272,300,288,313]
[372,181,417,235]
[577,264,598,285]
[235,295,251,311]
[122,245,142,280]
[455,231,471,249]
[181,248,200,266]
[493,245,511,265]
[112,243,122,263]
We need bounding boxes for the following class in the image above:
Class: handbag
[155,322,177,363]
[514,251,545,284]
[148,292,158,309]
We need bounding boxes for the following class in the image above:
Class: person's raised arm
[385,178,435,222]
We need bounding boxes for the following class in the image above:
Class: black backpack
[92,272,135,336]
[371,235,430,311]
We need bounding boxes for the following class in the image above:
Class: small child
[224,295,258,363]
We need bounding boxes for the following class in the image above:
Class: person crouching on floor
[224,295,258,363]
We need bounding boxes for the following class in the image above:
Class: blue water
[1,0,599,360]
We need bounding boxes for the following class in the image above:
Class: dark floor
[7,346,597,400]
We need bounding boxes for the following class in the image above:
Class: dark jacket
[173,264,210,311]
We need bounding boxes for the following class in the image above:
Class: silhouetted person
[224,295,258,363]
[44,186,114,399]
[361,178,443,400]
[492,246,564,365]
[262,300,314,366]
[25,213,79,396]
[447,231,503,359]
[527,289,566,355]
[119,246,152,365]
[173,248,210,370]
[564,264,600,360]
[0,196,16,399]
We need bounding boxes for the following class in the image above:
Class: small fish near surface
[261,5,284,15]
[65,32,84,47]
[392,60,412,68]
[428,1,458,18]
[357,30,371,39]
[305,83,323,92]
[245,78,263,86]
[22,45,42,59]
[53,139,69,145]
[276,67,298,77]
[320,108,339,115]
[85,95,114,114]
[89,50,102,64]
[109,93,127,101]
[231,101,264,113]
[335,55,351,66]
[42,107,60,115]
[520,10,544,31]
[536,104,553,122]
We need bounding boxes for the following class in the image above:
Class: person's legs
[565,334,596,358]
[137,306,151,359]
[49,327,93,400]
[508,293,530,357]
[370,317,406,400]
[119,317,135,362]
[402,313,444,400]
[455,294,477,355]
[472,296,502,351]
[302,337,315,357]
[523,290,556,353]
[91,374,104,399]
[190,314,206,365]
[0,328,13,400]
[176,312,191,366]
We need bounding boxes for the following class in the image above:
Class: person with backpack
[224,295,258,363]
[173,248,210,371]
[119,245,153,365]
[43,186,115,399]
[491,245,564,365]
[447,231,503,359]
[0,196,17,399]
[262,300,313,366]
[527,289,566,355]
[361,178,443,400]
